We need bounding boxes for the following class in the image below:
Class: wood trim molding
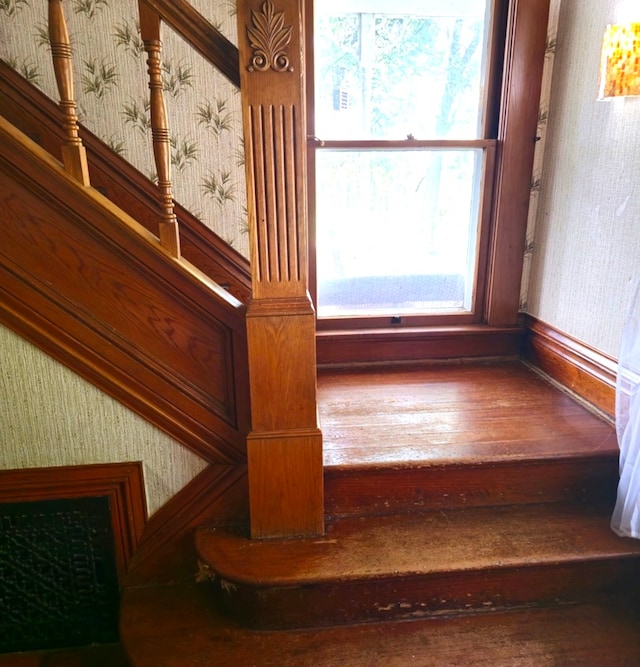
[125,464,248,586]
[0,117,250,464]
[521,314,617,417]
[140,0,240,88]
[0,61,251,304]
[317,325,524,367]
[485,0,551,325]
[0,463,147,579]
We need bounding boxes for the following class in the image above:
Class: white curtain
[611,278,640,538]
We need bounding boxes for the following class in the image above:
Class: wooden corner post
[237,0,323,538]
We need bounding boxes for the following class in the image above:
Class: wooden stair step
[195,503,640,629]
[325,454,619,517]
[120,583,640,666]
[318,361,618,516]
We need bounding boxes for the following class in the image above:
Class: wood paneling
[0,118,249,465]
[0,62,251,303]
[485,0,551,325]
[522,314,617,417]
[0,463,146,579]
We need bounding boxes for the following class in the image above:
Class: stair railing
[47,0,90,186]
[47,0,181,257]
[138,1,180,257]
[45,0,323,539]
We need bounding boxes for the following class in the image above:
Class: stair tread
[121,584,640,667]
[196,503,640,587]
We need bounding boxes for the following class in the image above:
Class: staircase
[120,361,640,665]
[3,2,640,663]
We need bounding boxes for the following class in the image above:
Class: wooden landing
[319,360,619,517]
[121,584,640,667]
[317,360,615,468]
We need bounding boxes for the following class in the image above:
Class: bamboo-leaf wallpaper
[519,0,561,312]
[0,0,249,258]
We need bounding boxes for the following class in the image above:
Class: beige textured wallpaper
[0,324,208,515]
[525,0,640,358]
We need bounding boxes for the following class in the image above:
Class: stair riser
[325,456,618,518]
[207,558,640,630]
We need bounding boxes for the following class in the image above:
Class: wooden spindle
[48,0,90,185]
[139,1,180,258]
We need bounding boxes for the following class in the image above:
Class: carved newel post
[237,0,323,538]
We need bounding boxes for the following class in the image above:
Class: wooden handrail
[47,0,90,186]
[139,1,180,258]
[140,0,240,88]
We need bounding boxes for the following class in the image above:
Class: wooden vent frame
[0,462,147,579]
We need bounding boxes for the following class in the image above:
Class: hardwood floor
[121,584,640,667]
[122,359,638,665]
[317,360,615,467]
[0,645,128,667]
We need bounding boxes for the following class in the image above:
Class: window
[308,0,506,327]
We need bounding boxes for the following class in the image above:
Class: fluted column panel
[248,103,302,289]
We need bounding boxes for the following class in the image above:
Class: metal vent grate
[0,496,120,654]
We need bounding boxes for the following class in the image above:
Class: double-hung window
[308,0,506,327]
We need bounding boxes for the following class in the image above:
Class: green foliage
[81,58,118,98]
[17,58,41,86]
[34,23,51,49]
[162,61,193,98]
[235,140,245,168]
[72,0,108,19]
[122,98,151,135]
[0,0,30,17]
[170,136,198,171]
[317,12,482,138]
[196,98,233,136]
[201,170,235,207]
[113,20,144,57]
[107,135,126,157]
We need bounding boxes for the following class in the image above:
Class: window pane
[315,149,483,317]
[314,0,490,140]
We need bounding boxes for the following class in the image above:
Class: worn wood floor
[121,583,640,667]
[317,360,616,467]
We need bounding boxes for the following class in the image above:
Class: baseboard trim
[125,464,248,586]
[317,325,524,367]
[0,463,146,579]
[521,314,617,418]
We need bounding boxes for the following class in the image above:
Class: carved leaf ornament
[247,1,294,73]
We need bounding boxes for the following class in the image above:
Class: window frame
[306,0,510,331]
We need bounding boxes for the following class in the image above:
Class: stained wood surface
[317,361,616,468]
[0,644,128,667]
[0,463,146,579]
[121,583,640,666]
[197,503,640,587]
[0,61,251,303]
[522,314,617,417]
[0,117,249,464]
[195,501,640,629]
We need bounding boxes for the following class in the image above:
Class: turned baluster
[139,2,180,258]
[48,0,90,185]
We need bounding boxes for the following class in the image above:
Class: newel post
[236,0,323,538]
